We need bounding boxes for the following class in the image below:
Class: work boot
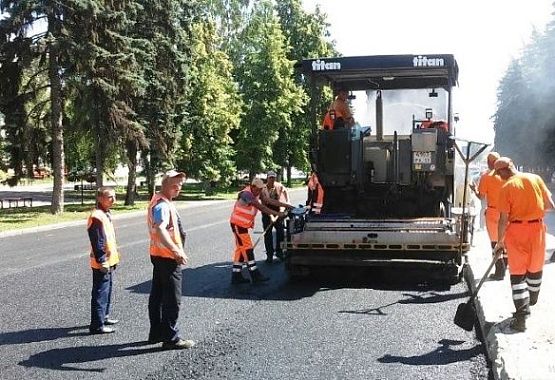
[529,292,539,306]
[489,259,505,281]
[509,314,526,332]
[275,251,285,261]
[231,272,250,285]
[250,269,270,283]
[265,255,274,264]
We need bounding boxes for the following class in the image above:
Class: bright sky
[303,0,554,143]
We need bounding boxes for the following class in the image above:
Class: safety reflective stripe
[527,285,541,291]
[313,202,323,208]
[512,283,528,291]
[512,292,529,300]
[526,278,542,285]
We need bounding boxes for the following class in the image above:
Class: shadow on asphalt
[126,261,467,304]
[377,339,484,365]
[18,341,160,372]
[0,325,90,346]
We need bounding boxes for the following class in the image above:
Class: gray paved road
[0,191,489,380]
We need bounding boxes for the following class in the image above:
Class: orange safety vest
[230,185,259,228]
[307,174,324,214]
[87,209,120,269]
[147,193,182,259]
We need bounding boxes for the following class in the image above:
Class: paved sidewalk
[467,230,555,380]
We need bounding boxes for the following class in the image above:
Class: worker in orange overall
[306,171,324,214]
[470,151,507,280]
[494,157,554,332]
[230,178,291,284]
[321,88,355,130]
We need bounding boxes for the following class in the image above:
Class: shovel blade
[454,301,476,331]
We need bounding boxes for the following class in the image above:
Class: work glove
[100,261,110,274]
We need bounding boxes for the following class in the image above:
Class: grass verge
[0,179,306,232]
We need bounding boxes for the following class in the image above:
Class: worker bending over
[230,178,292,284]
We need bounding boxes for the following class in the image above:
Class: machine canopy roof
[298,54,459,91]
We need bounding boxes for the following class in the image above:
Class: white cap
[267,171,277,178]
[251,177,265,189]
[162,170,186,182]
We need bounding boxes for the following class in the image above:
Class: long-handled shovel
[253,218,276,249]
[454,248,503,331]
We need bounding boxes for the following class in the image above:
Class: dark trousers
[261,213,284,257]
[90,268,113,331]
[148,256,182,343]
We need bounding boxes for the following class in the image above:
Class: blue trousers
[148,257,182,343]
[90,268,113,331]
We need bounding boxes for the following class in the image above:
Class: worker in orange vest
[306,171,324,214]
[87,186,120,334]
[321,88,355,130]
[146,170,194,349]
[494,157,554,332]
[470,151,507,280]
[230,177,291,284]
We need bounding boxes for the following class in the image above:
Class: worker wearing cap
[146,170,194,349]
[321,88,355,130]
[87,186,120,335]
[261,171,290,263]
[471,151,507,280]
[494,157,554,332]
[230,177,291,284]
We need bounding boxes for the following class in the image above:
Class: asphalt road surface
[0,190,490,380]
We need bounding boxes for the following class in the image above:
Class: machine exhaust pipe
[376,90,383,141]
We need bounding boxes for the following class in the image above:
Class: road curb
[0,199,229,238]
[466,231,555,380]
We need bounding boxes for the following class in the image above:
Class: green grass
[0,202,149,231]
[0,179,306,233]
[0,183,237,232]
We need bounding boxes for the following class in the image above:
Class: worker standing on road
[322,88,355,130]
[470,151,507,280]
[261,171,290,263]
[87,186,120,335]
[494,157,554,332]
[146,170,194,349]
[230,177,290,284]
[307,171,324,214]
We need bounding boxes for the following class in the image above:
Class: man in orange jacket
[230,178,291,284]
[494,157,554,332]
[470,151,507,280]
[321,88,355,130]
[146,170,194,349]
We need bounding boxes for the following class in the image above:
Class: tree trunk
[94,90,104,188]
[48,14,65,214]
[95,132,104,188]
[286,165,292,188]
[124,141,138,205]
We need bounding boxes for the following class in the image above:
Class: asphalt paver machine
[286,54,485,283]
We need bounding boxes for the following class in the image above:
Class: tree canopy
[0,0,336,212]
